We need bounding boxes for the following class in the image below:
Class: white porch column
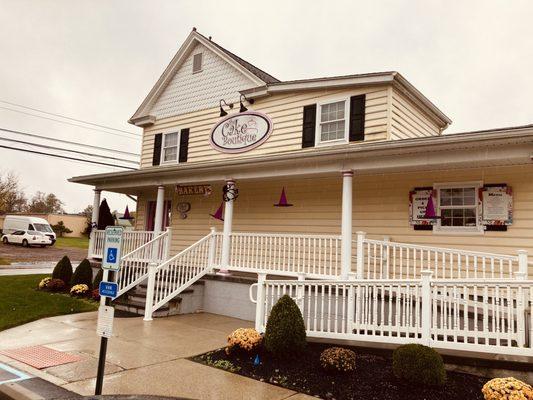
[88,189,101,259]
[153,185,165,234]
[220,179,235,274]
[340,170,354,280]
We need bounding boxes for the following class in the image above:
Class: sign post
[95,226,123,395]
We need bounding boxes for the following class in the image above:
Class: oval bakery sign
[209,111,273,153]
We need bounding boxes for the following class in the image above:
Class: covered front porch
[71,131,533,359]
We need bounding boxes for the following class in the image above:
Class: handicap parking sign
[102,226,124,271]
[106,248,117,263]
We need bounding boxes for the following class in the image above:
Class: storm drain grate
[0,345,82,369]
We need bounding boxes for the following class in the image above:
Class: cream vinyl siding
[136,164,533,276]
[140,86,390,168]
[390,87,441,139]
[148,43,255,119]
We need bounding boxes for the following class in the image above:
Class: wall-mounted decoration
[222,182,239,202]
[119,205,134,220]
[176,184,212,196]
[481,184,513,230]
[209,111,273,153]
[409,187,438,229]
[274,187,293,207]
[177,202,191,219]
[210,202,224,221]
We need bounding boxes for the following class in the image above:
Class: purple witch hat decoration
[424,194,438,219]
[274,187,293,207]
[120,205,134,220]
[209,202,224,221]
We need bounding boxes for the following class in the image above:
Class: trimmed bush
[93,268,103,289]
[52,256,72,285]
[46,278,66,292]
[71,259,93,289]
[226,328,262,355]
[482,377,533,400]
[392,344,446,386]
[320,347,356,373]
[264,294,306,357]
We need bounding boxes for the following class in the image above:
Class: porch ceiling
[69,127,533,193]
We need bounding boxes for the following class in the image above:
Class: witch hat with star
[274,187,293,207]
[209,202,224,221]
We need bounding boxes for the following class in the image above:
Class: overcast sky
[1,0,532,213]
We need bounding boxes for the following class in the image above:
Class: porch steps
[112,280,205,318]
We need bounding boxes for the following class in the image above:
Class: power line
[0,136,139,165]
[0,106,141,141]
[0,99,140,136]
[0,127,140,157]
[0,144,137,170]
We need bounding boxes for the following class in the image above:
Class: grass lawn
[55,236,89,249]
[0,274,98,331]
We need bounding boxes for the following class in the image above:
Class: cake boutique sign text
[209,111,273,153]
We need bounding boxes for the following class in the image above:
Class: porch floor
[0,311,312,400]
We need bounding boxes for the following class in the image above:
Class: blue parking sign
[106,248,117,263]
[99,281,118,299]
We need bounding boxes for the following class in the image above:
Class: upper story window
[315,98,349,145]
[161,132,179,163]
[435,182,482,233]
[192,53,203,73]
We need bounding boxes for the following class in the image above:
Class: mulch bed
[191,342,487,400]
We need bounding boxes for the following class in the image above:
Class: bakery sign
[209,111,273,153]
[176,184,212,196]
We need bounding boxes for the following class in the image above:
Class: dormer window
[192,53,203,73]
[315,98,350,145]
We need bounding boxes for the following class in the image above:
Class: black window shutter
[179,128,190,163]
[152,133,162,166]
[349,95,366,142]
[302,104,317,148]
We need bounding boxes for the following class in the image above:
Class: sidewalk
[0,312,313,400]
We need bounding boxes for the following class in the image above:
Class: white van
[2,216,56,245]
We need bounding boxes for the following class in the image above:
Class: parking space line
[0,362,31,385]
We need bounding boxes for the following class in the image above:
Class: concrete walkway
[0,312,313,400]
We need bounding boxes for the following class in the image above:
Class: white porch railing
[90,230,160,260]
[143,231,216,320]
[251,274,533,357]
[213,232,342,278]
[355,232,527,280]
[116,229,170,297]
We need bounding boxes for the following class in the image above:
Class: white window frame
[160,130,181,165]
[315,97,350,147]
[433,181,484,235]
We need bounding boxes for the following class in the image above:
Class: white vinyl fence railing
[355,232,527,280]
[116,229,170,297]
[90,230,160,260]
[216,232,342,278]
[251,273,533,357]
[143,231,216,320]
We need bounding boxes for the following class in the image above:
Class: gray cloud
[1,0,532,212]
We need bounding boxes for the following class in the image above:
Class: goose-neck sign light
[209,111,273,153]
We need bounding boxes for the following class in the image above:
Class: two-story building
[71,29,533,359]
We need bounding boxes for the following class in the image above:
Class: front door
[145,200,172,231]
